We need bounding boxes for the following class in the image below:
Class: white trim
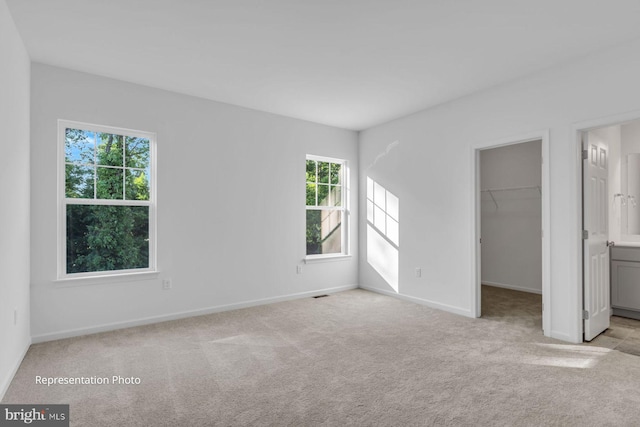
[344,161,352,256]
[57,119,157,281]
[0,339,31,401]
[472,144,482,318]
[305,154,349,257]
[550,330,578,344]
[359,285,474,318]
[470,129,551,338]
[65,198,151,206]
[31,284,358,343]
[570,109,640,344]
[54,270,160,287]
[572,129,585,344]
[304,254,352,263]
[57,119,154,140]
[541,130,551,336]
[482,281,542,295]
[305,206,343,211]
[306,153,346,164]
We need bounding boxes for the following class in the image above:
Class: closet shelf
[481,185,541,210]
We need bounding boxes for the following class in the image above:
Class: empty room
[3,1,640,425]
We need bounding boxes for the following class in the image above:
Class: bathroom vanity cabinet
[611,246,640,320]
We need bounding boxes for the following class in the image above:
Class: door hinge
[582,149,588,160]
[582,230,589,239]
[582,310,590,320]
[479,238,482,244]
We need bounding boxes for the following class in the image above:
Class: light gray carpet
[4,287,640,426]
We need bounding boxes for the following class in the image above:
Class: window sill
[54,271,160,287]
[304,254,352,264]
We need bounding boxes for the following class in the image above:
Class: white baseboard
[359,285,473,318]
[32,284,358,343]
[551,330,580,343]
[0,339,31,401]
[482,281,542,295]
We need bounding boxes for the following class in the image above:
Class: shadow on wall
[366,177,400,292]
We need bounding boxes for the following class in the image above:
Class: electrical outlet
[162,279,172,290]
[296,266,303,274]
[415,268,422,278]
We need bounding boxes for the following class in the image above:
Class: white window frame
[305,154,349,261]
[57,120,157,281]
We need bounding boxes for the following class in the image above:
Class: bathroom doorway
[582,119,640,340]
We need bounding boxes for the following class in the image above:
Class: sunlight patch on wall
[366,177,399,292]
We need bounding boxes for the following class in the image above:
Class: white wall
[30,64,358,342]
[480,140,542,294]
[359,36,640,343]
[0,0,30,399]
[620,120,640,156]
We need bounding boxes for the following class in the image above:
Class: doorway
[472,132,550,337]
[580,119,640,341]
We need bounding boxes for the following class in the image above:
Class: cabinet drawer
[611,247,640,262]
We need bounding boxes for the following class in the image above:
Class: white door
[583,132,610,341]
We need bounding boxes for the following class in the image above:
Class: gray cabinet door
[611,260,640,311]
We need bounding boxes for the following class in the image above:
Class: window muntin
[306,156,347,257]
[59,121,156,278]
[64,129,150,200]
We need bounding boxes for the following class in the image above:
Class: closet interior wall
[480,140,542,294]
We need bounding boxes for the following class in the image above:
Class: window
[58,120,156,278]
[305,155,347,257]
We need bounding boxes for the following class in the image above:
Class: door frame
[471,130,551,337]
[572,110,640,341]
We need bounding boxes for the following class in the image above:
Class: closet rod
[481,185,541,210]
[481,185,541,194]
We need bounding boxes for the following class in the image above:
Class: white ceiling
[7,0,640,131]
